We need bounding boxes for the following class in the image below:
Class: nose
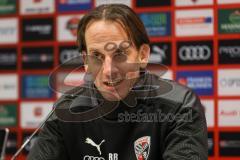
[102,56,118,78]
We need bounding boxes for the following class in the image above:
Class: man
[27,4,208,160]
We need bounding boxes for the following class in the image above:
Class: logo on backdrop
[218,100,240,127]
[175,9,213,36]
[22,18,54,41]
[176,70,214,96]
[139,12,171,37]
[0,18,18,44]
[20,0,54,15]
[57,15,83,41]
[0,48,17,70]
[218,69,240,96]
[22,47,54,69]
[136,0,171,7]
[218,9,240,34]
[134,136,151,160]
[58,0,92,12]
[218,39,240,64]
[21,75,53,99]
[0,104,17,127]
[0,74,18,100]
[219,132,240,156]
[59,45,84,68]
[177,41,213,65]
[66,17,79,36]
[33,106,43,117]
[0,0,16,15]
[149,42,171,65]
[20,102,53,129]
[179,46,210,60]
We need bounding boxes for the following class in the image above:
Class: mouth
[103,79,124,87]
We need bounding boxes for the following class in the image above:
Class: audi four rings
[83,156,105,160]
[179,46,211,61]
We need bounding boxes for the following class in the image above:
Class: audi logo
[179,46,211,61]
[60,50,79,62]
[83,155,105,160]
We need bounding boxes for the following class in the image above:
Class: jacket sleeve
[27,114,69,160]
[162,90,208,160]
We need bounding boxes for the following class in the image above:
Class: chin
[102,94,121,101]
[102,91,127,102]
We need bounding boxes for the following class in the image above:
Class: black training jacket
[27,72,208,160]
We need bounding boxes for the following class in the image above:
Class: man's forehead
[87,40,128,49]
[85,20,129,45]
[86,34,128,44]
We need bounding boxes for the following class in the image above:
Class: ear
[138,44,150,68]
[81,51,89,72]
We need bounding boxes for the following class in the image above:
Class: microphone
[11,95,73,160]
[10,92,96,160]
[11,101,59,160]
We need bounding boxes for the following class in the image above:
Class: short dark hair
[77,4,150,53]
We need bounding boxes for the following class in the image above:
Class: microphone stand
[11,109,55,160]
[11,82,95,160]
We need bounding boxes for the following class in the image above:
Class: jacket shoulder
[149,73,200,108]
[48,84,91,121]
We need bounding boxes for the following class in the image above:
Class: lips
[103,79,123,87]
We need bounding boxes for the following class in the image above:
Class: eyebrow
[88,48,102,53]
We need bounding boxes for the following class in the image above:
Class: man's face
[84,20,149,101]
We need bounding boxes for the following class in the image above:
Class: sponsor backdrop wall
[0,0,239,159]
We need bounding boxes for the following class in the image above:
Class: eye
[88,51,104,64]
[93,52,104,59]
